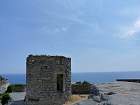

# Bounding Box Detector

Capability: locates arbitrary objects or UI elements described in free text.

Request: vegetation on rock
[5,85,12,93]
[1,93,11,105]
[0,84,25,105]
[72,81,92,94]
[6,84,26,92]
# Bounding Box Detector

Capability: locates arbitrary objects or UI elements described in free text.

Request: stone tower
[26,55,71,105]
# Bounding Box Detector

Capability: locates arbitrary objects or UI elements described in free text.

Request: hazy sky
[1,0,140,74]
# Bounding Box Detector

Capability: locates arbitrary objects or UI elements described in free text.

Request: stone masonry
[26,55,71,105]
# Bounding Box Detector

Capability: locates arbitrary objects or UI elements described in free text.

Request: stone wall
[26,55,71,105]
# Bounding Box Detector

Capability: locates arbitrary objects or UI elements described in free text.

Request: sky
[1,0,140,74]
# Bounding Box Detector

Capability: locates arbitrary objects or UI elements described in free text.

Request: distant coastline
[1,71,140,84]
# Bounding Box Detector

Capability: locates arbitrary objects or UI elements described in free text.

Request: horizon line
[1,70,140,75]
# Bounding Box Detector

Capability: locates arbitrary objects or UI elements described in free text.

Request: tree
[1,93,11,105]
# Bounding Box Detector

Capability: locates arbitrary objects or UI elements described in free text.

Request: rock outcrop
[74,82,140,105]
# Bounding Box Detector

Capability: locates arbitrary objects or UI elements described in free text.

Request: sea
[1,71,140,84]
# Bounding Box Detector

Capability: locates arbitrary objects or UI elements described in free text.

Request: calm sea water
[2,71,140,84]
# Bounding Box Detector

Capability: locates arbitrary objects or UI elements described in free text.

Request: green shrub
[72,81,92,94]
[6,85,13,93]
[6,84,26,92]
[1,93,11,105]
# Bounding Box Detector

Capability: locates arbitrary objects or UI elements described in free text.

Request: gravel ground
[74,82,140,105]
[8,92,25,105]
[74,99,98,105]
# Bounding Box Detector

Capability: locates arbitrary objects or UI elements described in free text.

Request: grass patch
[64,95,88,105]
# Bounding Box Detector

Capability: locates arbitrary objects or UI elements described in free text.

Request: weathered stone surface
[74,82,140,105]
[26,55,71,105]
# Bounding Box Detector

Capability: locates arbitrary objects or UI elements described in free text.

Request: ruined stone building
[26,55,71,105]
